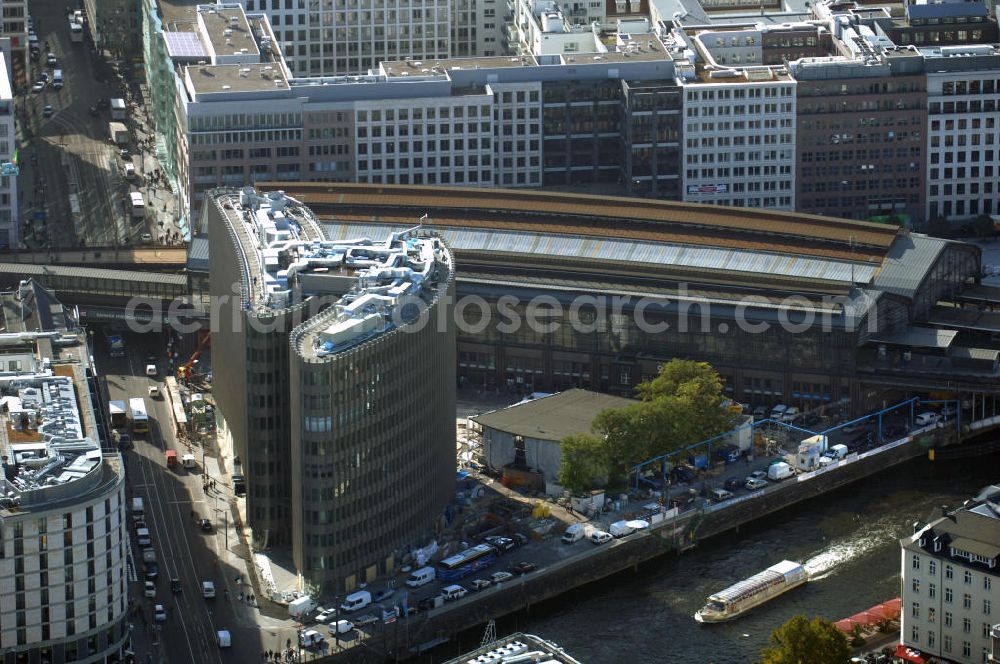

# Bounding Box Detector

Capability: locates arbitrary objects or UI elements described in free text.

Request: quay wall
[325,430,951,662]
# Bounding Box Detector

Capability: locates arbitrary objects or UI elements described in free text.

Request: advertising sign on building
[687,184,729,195]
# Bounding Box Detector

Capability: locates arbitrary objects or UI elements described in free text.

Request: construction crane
[177,332,211,380]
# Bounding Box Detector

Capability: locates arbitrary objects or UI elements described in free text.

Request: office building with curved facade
[207,187,455,592]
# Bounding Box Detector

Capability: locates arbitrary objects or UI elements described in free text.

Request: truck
[609,520,635,538]
[561,523,595,544]
[166,450,177,468]
[288,596,318,620]
[109,400,128,429]
[109,122,129,146]
[132,497,144,521]
[795,434,828,471]
[142,548,156,564]
[110,98,126,121]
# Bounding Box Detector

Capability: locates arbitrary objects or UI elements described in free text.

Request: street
[17,0,180,250]
[95,329,296,664]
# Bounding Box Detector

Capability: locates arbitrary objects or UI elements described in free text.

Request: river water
[459,454,999,664]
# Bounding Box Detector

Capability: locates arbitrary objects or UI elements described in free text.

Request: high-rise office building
[207,186,455,593]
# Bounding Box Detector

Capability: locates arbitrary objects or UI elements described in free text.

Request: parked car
[714,445,741,464]
[748,470,768,481]
[31,81,45,93]
[353,613,378,627]
[153,604,167,622]
[590,531,613,545]
[794,413,822,428]
[489,571,514,584]
[511,561,537,576]
[145,364,157,376]
[299,630,324,648]
[144,562,159,580]
[781,406,800,423]
[442,584,468,601]
[484,535,516,554]
[752,405,767,420]
[147,385,161,399]
[723,477,743,492]
[769,404,788,420]
[42,105,53,118]
[469,579,492,592]
[709,488,734,503]
[144,581,156,598]
[745,477,768,491]
[198,518,213,532]
[46,53,57,66]
[670,465,696,484]
[372,588,395,603]
[118,433,133,450]
[314,608,337,624]
[841,421,870,435]
[916,411,942,426]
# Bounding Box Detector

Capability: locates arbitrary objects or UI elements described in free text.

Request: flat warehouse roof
[471,389,637,442]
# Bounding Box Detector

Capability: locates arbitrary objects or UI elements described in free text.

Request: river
[432,454,1000,664]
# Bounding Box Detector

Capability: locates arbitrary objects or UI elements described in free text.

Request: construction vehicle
[177,332,211,380]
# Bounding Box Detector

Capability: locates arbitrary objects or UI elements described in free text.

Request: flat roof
[199,5,259,58]
[187,64,289,95]
[381,55,539,78]
[471,389,637,442]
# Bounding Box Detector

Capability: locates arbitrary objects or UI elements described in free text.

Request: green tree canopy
[760,615,850,664]
[557,433,606,494]
[558,359,735,492]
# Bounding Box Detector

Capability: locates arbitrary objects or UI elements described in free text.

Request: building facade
[237,0,450,77]
[208,187,456,593]
[0,51,17,249]
[0,0,27,87]
[902,486,1000,664]
[0,284,128,664]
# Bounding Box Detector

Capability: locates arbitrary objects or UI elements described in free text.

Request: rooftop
[197,4,259,59]
[0,284,118,516]
[471,389,637,442]
[381,55,539,78]
[904,485,1000,570]
[442,633,584,664]
[186,63,289,96]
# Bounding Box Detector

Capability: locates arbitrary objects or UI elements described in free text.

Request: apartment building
[902,485,1000,664]
[925,46,1000,223]
[0,281,128,664]
[207,187,456,593]
[452,0,504,57]
[0,51,16,250]
[792,56,927,224]
[236,0,450,76]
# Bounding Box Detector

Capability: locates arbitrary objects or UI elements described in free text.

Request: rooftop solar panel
[164,31,207,58]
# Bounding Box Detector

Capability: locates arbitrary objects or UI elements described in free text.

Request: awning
[867,326,957,350]
[894,643,953,664]
[949,346,1000,363]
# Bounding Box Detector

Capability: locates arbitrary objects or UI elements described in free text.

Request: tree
[557,433,607,494]
[760,615,850,664]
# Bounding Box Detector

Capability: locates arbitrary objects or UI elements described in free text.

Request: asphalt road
[19,0,154,249]
[94,330,277,664]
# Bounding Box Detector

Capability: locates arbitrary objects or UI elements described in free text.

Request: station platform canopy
[867,326,957,350]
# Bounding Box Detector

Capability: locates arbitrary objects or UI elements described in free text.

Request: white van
[561,523,588,544]
[405,566,436,588]
[130,192,146,218]
[132,497,144,521]
[52,69,63,90]
[442,585,468,601]
[915,412,941,427]
[339,590,371,614]
[216,630,231,648]
[124,162,136,180]
[767,461,795,481]
[202,581,216,598]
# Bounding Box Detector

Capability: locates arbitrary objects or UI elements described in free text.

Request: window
[929,583,936,598]
[964,593,972,609]
[946,565,953,579]
[912,579,920,593]
[964,617,972,633]
[962,641,970,658]
[946,587,953,603]
[912,602,920,618]
[928,607,936,623]
[911,625,919,642]
[945,611,953,627]
[944,635,952,652]
[985,577,991,591]
[929,561,936,575]
[984,599,991,615]
[965,570,972,585]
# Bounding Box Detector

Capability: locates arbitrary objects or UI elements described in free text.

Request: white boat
[695,560,808,623]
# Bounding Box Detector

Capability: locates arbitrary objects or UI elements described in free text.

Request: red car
[511,562,536,576]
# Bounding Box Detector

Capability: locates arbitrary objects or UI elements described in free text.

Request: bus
[109,400,128,429]
[437,544,497,581]
[129,397,149,434]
